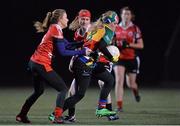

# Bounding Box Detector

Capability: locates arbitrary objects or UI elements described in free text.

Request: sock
[117,101,123,109]
[68,107,75,116]
[54,107,63,118]
[98,99,107,109]
[106,103,112,111]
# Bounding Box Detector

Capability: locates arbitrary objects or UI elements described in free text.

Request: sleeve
[55,38,85,56]
[98,39,113,61]
[66,41,84,50]
[49,25,64,39]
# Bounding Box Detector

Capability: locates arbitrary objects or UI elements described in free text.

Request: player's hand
[89,51,99,61]
[84,47,92,56]
[112,55,119,62]
[121,39,130,48]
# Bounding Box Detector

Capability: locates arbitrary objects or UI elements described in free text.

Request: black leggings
[63,59,114,111]
[21,60,68,115]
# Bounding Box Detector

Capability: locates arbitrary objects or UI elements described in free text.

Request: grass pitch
[0,87,180,125]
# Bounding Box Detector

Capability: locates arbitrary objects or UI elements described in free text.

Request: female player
[113,7,144,111]
[16,9,91,124]
[64,9,118,122]
[61,10,119,119]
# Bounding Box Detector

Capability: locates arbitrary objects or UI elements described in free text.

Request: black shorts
[114,57,140,74]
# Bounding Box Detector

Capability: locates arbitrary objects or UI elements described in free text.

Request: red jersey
[74,25,90,41]
[115,22,142,60]
[31,24,63,72]
[74,30,86,41]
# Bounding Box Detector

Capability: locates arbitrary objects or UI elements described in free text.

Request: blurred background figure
[113,6,144,112]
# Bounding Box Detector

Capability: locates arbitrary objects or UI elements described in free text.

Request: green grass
[0,87,180,125]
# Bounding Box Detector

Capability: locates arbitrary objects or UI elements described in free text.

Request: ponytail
[34,12,52,33]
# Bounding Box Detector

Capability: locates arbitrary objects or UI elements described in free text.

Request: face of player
[58,12,69,29]
[78,17,91,28]
[121,10,132,23]
[107,22,118,32]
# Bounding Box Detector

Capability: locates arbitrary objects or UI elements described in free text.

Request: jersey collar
[119,21,133,30]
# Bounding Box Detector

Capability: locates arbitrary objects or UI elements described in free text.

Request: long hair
[88,11,114,33]
[34,9,66,33]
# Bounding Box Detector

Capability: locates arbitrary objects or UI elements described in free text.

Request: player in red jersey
[66,9,92,122]
[113,7,144,111]
[16,9,91,124]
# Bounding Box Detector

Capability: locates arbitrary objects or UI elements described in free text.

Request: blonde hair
[88,11,114,33]
[69,9,91,31]
[69,16,79,31]
[34,9,66,33]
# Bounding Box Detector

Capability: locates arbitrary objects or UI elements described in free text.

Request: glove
[84,47,92,56]
[111,55,119,62]
[89,51,99,61]
[121,39,130,48]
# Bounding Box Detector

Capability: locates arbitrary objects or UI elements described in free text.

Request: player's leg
[43,70,68,123]
[113,65,125,111]
[126,57,141,102]
[48,78,77,123]
[126,73,140,102]
[63,73,91,112]
[94,70,116,117]
[27,61,68,123]
[98,80,112,110]
[98,77,119,120]
[65,79,77,122]
[16,62,45,123]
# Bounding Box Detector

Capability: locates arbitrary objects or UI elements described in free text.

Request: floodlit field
[0,87,180,125]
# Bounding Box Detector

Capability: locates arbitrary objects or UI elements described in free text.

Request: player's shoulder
[48,24,63,38]
[49,24,62,32]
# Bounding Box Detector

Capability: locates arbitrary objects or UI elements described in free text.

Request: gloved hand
[83,47,92,56]
[111,55,119,62]
[89,51,99,61]
[121,39,130,48]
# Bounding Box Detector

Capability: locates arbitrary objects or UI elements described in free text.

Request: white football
[107,45,120,57]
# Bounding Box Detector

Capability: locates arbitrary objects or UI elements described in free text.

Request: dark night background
[1,0,180,87]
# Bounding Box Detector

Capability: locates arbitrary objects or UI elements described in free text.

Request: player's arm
[54,38,86,56]
[129,26,144,49]
[66,41,84,50]
[129,38,144,49]
[98,39,118,62]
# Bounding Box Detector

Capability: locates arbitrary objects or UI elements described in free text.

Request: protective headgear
[78,9,91,18]
[101,11,119,24]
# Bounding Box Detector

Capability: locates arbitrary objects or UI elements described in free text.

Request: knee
[109,76,114,87]
[104,75,114,88]
[128,79,136,87]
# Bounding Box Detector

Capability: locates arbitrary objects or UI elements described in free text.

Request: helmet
[101,11,119,24]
